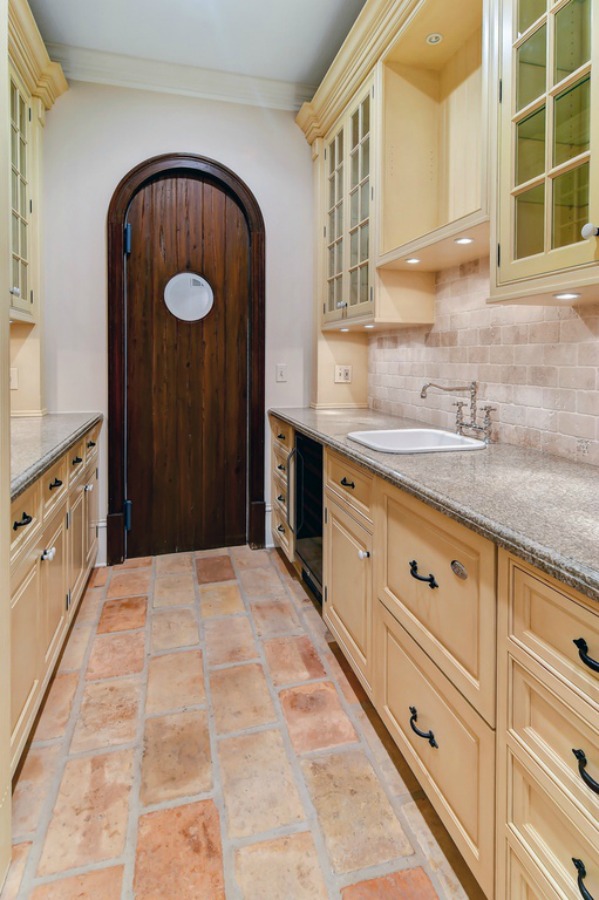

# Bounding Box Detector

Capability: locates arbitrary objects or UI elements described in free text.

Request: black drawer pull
[277,463,286,472]
[573,638,599,673]
[48,477,63,490]
[409,559,438,590]
[277,433,286,441]
[409,706,438,748]
[277,494,285,503]
[572,859,594,900]
[573,749,599,795]
[87,440,96,448]
[13,512,33,531]
[277,524,285,534]
[72,455,83,466]
[340,477,355,489]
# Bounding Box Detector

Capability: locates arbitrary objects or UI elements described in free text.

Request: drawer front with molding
[508,751,599,900]
[375,481,497,724]
[272,472,288,511]
[10,481,42,563]
[506,843,560,900]
[325,450,373,522]
[271,503,292,560]
[508,656,599,826]
[67,439,86,485]
[503,552,599,708]
[375,601,495,897]
[272,441,290,481]
[270,417,293,449]
[83,423,101,463]
[42,456,68,522]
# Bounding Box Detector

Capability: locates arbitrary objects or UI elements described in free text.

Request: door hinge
[124,499,133,532]
[323,303,326,315]
[65,590,71,611]
[499,79,502,103]
[28,107,32,122]
[29,199,33,214]
[372,85,375,99]
[66,510,71,530]
[30,290,34,304]
[324,585,328,602]
[124,223,132,255]
[324,147,327,160]
[324,507,328,524]
[323,225,326,238]
[369,286,374,302]
[497,243,501,267]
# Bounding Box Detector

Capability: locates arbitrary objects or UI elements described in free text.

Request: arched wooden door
[107,155,265,563]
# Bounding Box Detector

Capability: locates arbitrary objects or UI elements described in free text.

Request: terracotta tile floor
[3,547,486,899]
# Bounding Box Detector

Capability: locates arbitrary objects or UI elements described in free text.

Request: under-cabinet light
[406,257,421,264]
[455,237,474,245]
[364,324,375,329]
[553,292,581,301]
[340,327,349,332]
[426,33,443,45]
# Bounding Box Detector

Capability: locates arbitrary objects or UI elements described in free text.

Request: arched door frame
[106,153,265,564]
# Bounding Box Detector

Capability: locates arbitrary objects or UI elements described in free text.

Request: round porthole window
[164,272,214,322]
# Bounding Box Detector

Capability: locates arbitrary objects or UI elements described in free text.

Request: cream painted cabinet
[322,77,375,327]
[496,551,599,899]
[9,423,101,773]
[491,0,599,305]
[323,494,373,695]
[269,415,295,562]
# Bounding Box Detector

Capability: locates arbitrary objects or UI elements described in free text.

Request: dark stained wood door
[125,175,249,557]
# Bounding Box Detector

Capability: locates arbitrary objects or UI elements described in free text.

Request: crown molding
[296,0,421,142]
[8,0,68,109]
[46,42,316,112]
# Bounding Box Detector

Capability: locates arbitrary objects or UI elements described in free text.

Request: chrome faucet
[420,381,495,443]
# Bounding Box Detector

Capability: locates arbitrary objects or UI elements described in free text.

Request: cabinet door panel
[68,486,86,611]
[10,561,41,751]
[41,510,68,668]
[324,496,372,693]
[84,464,99,570]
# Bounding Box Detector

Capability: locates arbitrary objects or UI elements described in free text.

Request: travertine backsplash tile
[368,258,599,466]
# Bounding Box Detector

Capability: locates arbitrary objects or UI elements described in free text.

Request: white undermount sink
[347,428,486,454]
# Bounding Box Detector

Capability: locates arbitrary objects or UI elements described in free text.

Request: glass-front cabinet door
[322,77,374,325]
[9,73,32,317]
[497,0,598,285]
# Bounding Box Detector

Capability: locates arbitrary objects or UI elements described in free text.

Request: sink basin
[347,429,486,454]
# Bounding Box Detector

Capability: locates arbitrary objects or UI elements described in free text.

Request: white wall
[42,81,314,563]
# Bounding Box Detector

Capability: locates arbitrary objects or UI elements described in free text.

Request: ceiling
[28,0,367,90]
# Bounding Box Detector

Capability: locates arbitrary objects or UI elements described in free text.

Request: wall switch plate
[334,365,352,383]
[275,363,287,383]
[10,367,18,390]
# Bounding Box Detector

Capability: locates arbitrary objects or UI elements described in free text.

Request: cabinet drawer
[505,843,560,900]
[272,504,293,562]
[376,482,497,725]
[272,472,288,511]
[325,450,373,522]
[10,481,42,563]
[374,601,495,898]
[272,441,290,480]
[83,422,101,462]
[67,439,86,484]
[508,750,599,900]
[42,456,68,522]
[502,552,599,708]
[270,417,293,449]
[508,656,599,827]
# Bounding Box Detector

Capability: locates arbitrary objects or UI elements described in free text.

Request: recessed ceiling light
[553,292,581,301]
[364,324,375,329]
[455,237,474,245]
[426,33,443,45]
[340,327,349,332]
[406,257,421,264]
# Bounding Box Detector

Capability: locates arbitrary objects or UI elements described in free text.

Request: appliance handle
[287,447,304,535]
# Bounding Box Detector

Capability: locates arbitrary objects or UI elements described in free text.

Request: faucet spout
[420,381,476,399]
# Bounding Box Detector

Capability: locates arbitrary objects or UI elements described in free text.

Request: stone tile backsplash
[368,258,599,466]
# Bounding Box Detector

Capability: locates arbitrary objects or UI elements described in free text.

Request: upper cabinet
[7,0,67,324]
[377,0,491,272]
[491,0,599,304]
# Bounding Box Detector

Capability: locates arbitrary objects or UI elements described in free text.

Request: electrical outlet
[275,363,287,383]
[334,365,352,383]
[10,367,18,390]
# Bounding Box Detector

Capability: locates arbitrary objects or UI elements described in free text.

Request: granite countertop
[270,407,599,604]
[11,412,103,500]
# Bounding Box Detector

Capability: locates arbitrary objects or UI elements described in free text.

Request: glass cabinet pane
[351,110,359,149]
[518,0,546,34]
[360,224,369,262]
[360,266,369,303]
[12,214,19,252]
[361,138,370,181]
[517,106,546,184]
[517,25,547,110]
[351,150,359,188]
[361,95,370,138]
[360,181,369,220]
[553,77,590,166]
[552,161,588,248]
[515,184,545,257]
[12,257,19,292]
[555,0,590,83]
[350,269,358,305]
[20,263,27,299]
[351,189,359,227]
[350,230,359,266]
[328,142,335,174]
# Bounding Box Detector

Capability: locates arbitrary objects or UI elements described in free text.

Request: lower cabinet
[323,493,373,695]
[375,600,496,898]
[9,423,101,774]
